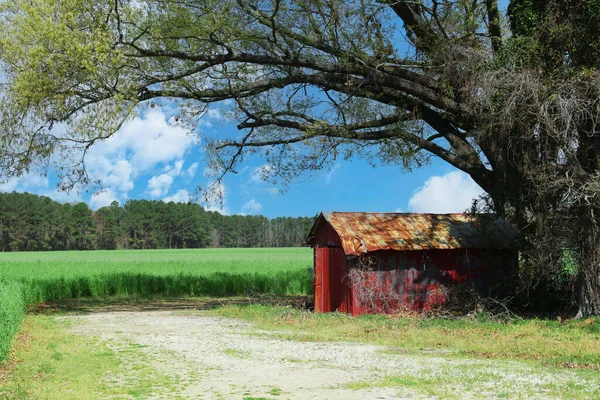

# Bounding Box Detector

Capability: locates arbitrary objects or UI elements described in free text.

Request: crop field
[0,248,313,304]
[0,248,313,361]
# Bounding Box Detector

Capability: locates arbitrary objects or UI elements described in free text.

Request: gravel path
[64,311,594,399]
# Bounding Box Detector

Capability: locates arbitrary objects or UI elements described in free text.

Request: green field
[0,248,313,360]
[0,248,313,303]
[0,248,312,279]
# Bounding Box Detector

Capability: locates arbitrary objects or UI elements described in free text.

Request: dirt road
[65,311,592,399]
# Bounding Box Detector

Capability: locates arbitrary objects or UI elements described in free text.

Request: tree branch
[383,0,436,46]
[218,109,493,193]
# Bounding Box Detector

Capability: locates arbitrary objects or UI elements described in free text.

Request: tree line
[0,192,315,251]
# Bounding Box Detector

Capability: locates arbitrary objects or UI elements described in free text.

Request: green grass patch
[344,364,599,399]
[223,347,251,359]
[0,281,24,361]
[0,315,172,399]
[268,387,282,396]
[212,304,600,368]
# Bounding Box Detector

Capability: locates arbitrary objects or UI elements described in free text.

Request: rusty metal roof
[308,212,517,256]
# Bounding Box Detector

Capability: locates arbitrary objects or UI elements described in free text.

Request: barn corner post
[313,246,331,313]
[308,213,352,314]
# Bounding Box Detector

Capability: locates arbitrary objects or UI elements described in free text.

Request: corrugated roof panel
[310,212,517,256]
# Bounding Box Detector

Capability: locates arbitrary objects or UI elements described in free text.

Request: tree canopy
[2,0,600,315]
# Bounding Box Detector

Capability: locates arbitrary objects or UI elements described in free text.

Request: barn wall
[312,220,351,313]
[311,219,343,248]
[314,247,352,313]
[347,248,517,315]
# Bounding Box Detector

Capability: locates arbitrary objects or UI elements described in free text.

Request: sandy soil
[63,311,592,400]
[67,311,410,399]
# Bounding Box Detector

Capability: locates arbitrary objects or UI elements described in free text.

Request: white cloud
[90,189,118,210]
[251,164,275,183]
[148,159,195,198]
[197,107,226,127]
[85,106,199,202]
[186,162,199,178]
[163,189,190,203]
[0,178,21,193]
[0,173,86,204]
[408,171,484,213]
[147,173,174,198]
[115,109,198,169]
[241,198,262,215]
[0,107,201,209]
[104,160,134,193]
[0,173,49,193]
[198,110,223,127]
[164,160,184,177]
[266,187,279,195]
[325,163,340,184]
[206,108,223,120]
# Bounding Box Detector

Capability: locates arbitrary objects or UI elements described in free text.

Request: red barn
[306,212,518,315]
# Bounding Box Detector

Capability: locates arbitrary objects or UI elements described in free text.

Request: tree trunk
[575,218,600,318]
[574,271,595,318]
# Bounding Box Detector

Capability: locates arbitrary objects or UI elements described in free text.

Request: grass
[212,304,600,368]
[209,305,600,399]
[2,304,600,399]
[267,387,282,396]
[0,316,173,399]
[0,248,313,304]
[0,248,312,362]
[344,366,598,399]
[0,281,24,361]
[223,347,251,359]
[1,248,600,398]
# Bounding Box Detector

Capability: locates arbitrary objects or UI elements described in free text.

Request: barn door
[329,247,351,313]
[314,247,349,313]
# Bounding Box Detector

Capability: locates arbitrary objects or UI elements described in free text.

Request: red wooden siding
[314,247,350,313]
[347,249,517,315]
[311,218,343,248]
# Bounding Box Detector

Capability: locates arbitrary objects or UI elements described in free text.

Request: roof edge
[308,211,517,254]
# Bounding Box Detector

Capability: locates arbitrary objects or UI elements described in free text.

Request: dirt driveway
[64,311,593,399]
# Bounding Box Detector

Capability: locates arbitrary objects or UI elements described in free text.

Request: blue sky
[0,1,508,218]
[0,103,484,218]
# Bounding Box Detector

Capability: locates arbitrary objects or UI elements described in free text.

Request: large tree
[1,0,600,315]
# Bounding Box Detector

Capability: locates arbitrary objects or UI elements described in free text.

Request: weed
[223,348,251,359]
[212,304,600,368]
[268,387,282,396]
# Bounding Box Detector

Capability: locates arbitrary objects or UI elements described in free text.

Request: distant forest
[0,192,316,251]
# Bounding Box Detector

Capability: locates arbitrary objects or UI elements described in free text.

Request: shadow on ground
[29,295,313,315]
